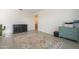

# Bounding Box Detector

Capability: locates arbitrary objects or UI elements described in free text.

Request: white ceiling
[19,9,43,13]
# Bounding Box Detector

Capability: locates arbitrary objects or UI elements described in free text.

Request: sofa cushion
[64,24,73,28]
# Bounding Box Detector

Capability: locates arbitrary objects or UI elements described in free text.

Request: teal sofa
[59,20,79,42]
[59,26,79,42]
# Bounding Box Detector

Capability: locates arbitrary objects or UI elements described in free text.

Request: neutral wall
[1,9,79,35]
[0,9,34,35]
[35,9,79,35]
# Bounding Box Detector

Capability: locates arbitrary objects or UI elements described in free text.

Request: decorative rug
[0,31,79,49]
[14,31,64,49]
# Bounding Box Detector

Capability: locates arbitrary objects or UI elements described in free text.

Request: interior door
[34,15,38,32]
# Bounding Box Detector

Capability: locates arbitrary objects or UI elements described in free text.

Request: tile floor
[0,31,79,49]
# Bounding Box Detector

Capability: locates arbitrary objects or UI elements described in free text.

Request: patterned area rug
[14,31,64,49]
[0,31,79,49]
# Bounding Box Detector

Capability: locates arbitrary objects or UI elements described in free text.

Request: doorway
[34,15,38,32]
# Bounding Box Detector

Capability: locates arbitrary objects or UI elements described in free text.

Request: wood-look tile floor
[0,31,79,49]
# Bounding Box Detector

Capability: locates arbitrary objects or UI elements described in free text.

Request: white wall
[1,9,79,35]
[35,9,79,35]
[0,9,34,35]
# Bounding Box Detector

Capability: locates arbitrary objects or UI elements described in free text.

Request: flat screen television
[13,24,27,34]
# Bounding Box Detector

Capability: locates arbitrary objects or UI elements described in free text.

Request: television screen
[13,24,27,34]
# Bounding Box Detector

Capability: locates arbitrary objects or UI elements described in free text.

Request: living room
[0,9,79,49]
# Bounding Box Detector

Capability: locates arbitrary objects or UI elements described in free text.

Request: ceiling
[19,9,43,13]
